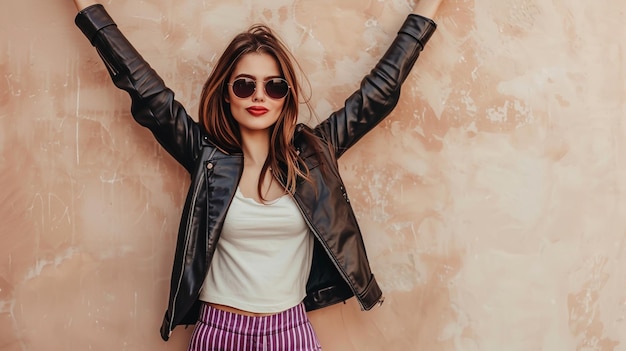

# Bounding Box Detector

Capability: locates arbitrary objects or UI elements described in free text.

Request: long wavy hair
[198,24,312,200]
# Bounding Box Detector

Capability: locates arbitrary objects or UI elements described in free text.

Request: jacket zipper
[168,166,206,337]
[289,192,366,311]
[168,148,219,336]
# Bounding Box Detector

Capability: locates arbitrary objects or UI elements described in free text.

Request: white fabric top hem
[199,293,306,314]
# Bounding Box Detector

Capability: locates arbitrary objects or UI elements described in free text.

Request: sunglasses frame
[227,77,291,100]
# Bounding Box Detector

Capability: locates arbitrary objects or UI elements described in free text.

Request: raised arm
[73,3,204,173]
[313,6,439,158]
[73,0,97,11]
[413,0,444,19]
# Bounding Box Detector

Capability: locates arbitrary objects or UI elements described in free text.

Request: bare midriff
[206,302,277,317]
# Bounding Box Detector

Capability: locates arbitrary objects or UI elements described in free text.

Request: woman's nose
[251,81,265,101]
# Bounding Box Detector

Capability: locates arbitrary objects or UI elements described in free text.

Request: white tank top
[199,187,314,313]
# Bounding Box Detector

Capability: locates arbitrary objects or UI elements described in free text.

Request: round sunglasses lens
[265,79,289,99]
[232,78,255,98]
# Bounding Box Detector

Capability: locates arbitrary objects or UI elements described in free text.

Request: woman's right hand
[74,0,98,11]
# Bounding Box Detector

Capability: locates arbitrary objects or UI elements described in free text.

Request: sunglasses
[228,77,290,99]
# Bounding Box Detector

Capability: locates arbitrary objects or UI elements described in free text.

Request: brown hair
[198,24,311,200]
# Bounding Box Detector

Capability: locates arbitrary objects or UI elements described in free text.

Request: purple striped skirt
[187,303,322,351]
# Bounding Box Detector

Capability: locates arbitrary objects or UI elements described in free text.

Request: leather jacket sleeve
[75,5,436,167]
[75,4,203,174]
[314,15,437,159]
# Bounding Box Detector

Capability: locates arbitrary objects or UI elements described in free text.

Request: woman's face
[226,52,286,136]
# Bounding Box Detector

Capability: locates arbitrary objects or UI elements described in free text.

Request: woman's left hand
[413,0,444,19]
[74,0,98,11]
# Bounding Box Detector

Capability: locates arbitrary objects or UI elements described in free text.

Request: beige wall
[1,0,625,350]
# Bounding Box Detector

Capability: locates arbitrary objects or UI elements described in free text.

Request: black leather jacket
[75,4,436,341]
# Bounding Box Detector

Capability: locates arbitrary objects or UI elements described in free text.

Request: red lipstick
[246,106,269,116]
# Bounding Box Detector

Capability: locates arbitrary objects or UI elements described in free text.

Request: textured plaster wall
[1,0,626,350]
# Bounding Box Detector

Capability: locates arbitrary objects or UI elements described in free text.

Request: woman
[72,0,442,349]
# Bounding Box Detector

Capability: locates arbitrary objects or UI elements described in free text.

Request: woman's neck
[240,129,271,166]
[239,129,285,202]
